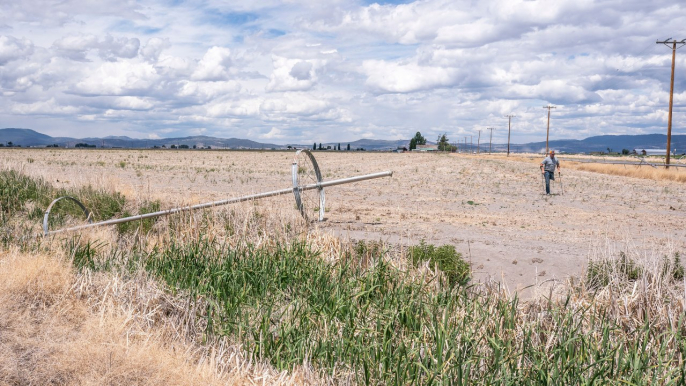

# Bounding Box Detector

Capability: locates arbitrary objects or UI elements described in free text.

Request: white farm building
[634,149,669,156]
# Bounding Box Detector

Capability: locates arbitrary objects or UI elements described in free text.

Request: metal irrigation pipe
[44,170,393,236]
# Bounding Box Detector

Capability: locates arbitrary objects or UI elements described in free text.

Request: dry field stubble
[4,148,686,293]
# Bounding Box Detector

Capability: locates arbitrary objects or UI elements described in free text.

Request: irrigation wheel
[292,149,325,221]
[43,196,93,236]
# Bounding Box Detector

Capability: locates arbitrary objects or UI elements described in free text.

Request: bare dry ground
[4,148,686,295]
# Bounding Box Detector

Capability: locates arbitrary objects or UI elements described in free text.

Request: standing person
[540,150,560,195]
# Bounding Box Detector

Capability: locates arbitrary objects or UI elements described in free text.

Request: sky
[1,0,685,145]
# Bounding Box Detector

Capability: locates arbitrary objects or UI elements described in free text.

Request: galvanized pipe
[45,170,393,236]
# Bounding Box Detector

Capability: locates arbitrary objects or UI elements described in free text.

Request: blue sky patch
[362,0,415,5]
[110,20,163,35]
[204,11,259,26]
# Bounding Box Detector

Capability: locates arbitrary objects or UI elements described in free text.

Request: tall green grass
[0,169,155,235]
[68,235,686,385]
[409,241,470,286]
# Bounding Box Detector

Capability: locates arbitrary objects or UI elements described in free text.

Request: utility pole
[470,135,473,153]
[505,115,515,156]
[487,128,495,154]
[543,105,556,154]
[657,38,686,169]
[477,130,481,154]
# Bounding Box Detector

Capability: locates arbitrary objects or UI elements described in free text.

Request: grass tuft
[409,240,470,286]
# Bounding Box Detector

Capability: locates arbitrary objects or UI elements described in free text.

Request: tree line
[409,132,455,151]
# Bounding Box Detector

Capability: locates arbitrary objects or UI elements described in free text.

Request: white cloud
[266,56,323,92]
[1,0,685,143]
[176,80,242,103]
[259,127,285,139]
[191,47,233,81]
[111,96,154,110]
[72,61,160,96]
[362,60,459,93]
[52,34,140,62]
[140,38,170,62]
[0,35,34,64]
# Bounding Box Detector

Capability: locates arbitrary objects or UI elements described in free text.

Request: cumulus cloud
[111,96,154,110]
[266,56,324,92]
[71,61,160,96]
[191,47,233,81]
[259,127,285,139]
[1,0,685,143]
[362,60,459,93]
[176,80,242,103]
[140,38,170,62]
[52,34,140,61]
[0,35,34,64]
[289,61,313,80]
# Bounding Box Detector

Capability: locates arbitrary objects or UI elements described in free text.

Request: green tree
[622,149,630,155]
[437,133,452,151]
[337,143,341,151]
[318,143,323,150]
[346,143,350,151]
[313,142,316,150]
[409,132,426,150]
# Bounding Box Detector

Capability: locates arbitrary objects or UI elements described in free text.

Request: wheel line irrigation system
[42,149,393,236]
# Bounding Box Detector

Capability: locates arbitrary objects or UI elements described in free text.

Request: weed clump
[409,240,470,286]
[587,251,685,289]
[0,169,53,217]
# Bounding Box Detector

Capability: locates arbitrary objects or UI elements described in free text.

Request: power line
[487,127,495,154]
[543,105,557,154]
[505,115,515,156]
[656,38,686,169]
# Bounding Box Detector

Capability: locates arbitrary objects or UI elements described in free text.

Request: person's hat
[550,150,555,154]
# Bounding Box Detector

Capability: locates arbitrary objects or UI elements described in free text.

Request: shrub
[409,241,470,286]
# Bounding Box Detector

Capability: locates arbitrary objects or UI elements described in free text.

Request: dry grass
[567,161,686,182]
[0,246,328,385]
[492,153,686,183]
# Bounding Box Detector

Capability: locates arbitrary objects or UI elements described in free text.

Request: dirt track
[5,149,686,295]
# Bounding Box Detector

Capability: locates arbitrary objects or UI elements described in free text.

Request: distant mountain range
[0,128,684,153]
[0,128,280,149]
[510,134,686,154]
[0,128,409,151]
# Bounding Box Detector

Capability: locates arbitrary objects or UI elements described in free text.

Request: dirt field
[4,148,686,295]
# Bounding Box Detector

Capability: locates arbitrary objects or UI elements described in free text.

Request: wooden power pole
[657,38,685,169]
[477,129,481,154]
[543,105,556,154]
[487,127,495,154]
[505,115,515,156]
